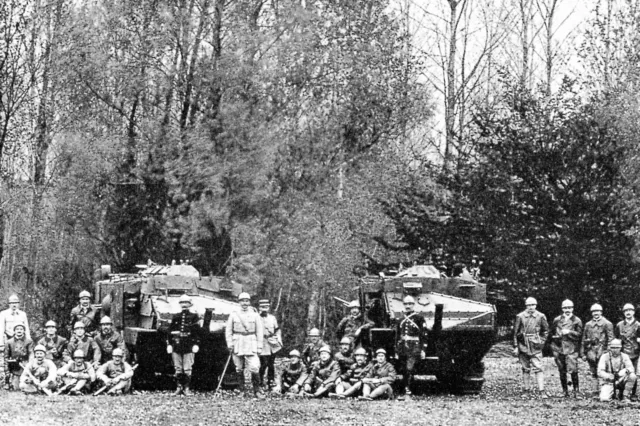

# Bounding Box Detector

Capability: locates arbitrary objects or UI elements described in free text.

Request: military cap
[179,294,192,304]
[403,295,416,304]
[238,292,251,300]
[79,290,91,299]
[354,347,368,356]
[319,345,331,354]
[34,344,47,353]
[73,321,86,329]
[45,320,57,328]
[112,348,124,357]
[308,328,320,337]
[8,294,19,303]
[348,300,360,308]
[623,303,635,312]
[289,349,301,358]
[591,303,603,312]
[258,299,270,305]
[375,348,387,355]
[610,339,622,348]
[561,299,574,308]
[73,349,85,359]
[13,322,25,331]
[340,337,352,345]
[525,297,537,305]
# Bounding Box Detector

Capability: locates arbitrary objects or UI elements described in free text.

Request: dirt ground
[2,343,639,426]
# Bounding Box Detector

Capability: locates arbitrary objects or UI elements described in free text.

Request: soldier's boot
[560,373,569,397]
[535,372,547,399]
[183,375,192,396]
[172,374,184,396]
[522,372,531,392]
[3,373,10,391]
[571,373,580,398]
[251,373,265,399]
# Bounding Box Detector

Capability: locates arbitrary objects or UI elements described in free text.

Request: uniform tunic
[259,313,282,355]
[615,319,640,361]
[97,360,134,392]
[278,360,307,391]
[0,309,30,345]
[550,314,582,374]
[226,308,263,374]
[334,351,355,376]
[69,305,99,335]
[58,360,96,389]
[365,360,397,389]
[20,359,57,392]
[597,351,637,401]
[4,336,33,384]
[305,359,340,390]
[341,362,372,384]
[37,335,68,367]
[581,317,614,376]
[67,335,101,365]
[513,310,549,355]
[337,314,374,343]
[168,309,201,376]
[396,310,427,391]
[302,339,328,368]
[95,330,126,363]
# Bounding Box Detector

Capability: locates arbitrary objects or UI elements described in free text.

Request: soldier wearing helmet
[359,348,397,400]
[302,327,328,370]
[167,293,201,396]
[96,347,135,395]
[513,296,549,397]
[395,294,428,400]
[597,339,637,402]
[336,300,374,348]
[66,321,101,370]
[257,298,282,391]
[0,294,31,348]
[277,349,307,395]
[333,347,371,398]
[550,299,583,397]
[19,344,57,394]
[69,290,98,336]
[57,349,96,395]
[3,322,33,390]
[581,303,614,397]
[333,336,355,380]
[225,292,264,398]
[303,345,340,398]
[95,316,126,364]
[37,320,68,368]
[614,303,640,399]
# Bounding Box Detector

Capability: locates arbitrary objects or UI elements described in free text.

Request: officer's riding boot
[571,373,580,398]
[237,372,246,394]
[183,375,192,396]
[522,373,531,392]
[535,372,547,399]
[251,372,265,399]
[560,373,569,397]
[405,376,413,400]
[172,374,184,396]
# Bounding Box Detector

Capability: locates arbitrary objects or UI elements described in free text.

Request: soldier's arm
[597,356,613,381]
[336,318,347,340]
[255,313,264,352]
[614,323,621,339]
[567,319,583,341]
[225,315,234,349]
[275,318,282,345]
[579,325,588,357]
[381,364,397,384]
[96,364,109,383]
[91,339,102,364]
[45,361,57,382]
[323,362,341,385]
[120,362,134,380]
[513,316,521,348]
[539,315,549,341]
[57,363,70,378]
[623,356,635,375]
[87,364,97,382]
[23,313,31,341]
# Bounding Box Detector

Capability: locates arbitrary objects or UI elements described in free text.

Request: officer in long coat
[513,297,549,397]
[614,303,640,398]
[581,303,614,396]
[167,294,200,396]
[395,295,427,400]
[550,299,582,397]
[258,299,281,390]
[225,292,264,398]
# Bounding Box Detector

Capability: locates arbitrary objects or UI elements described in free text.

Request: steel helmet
[375,348,387,355]
[179,294,192,304]
[340,337,352,345]
[112,348,124,357]
[34,344,46,354]
[348,300,360,309]
[610,339,622,348]
[319,345,332,354]
[289,349,301,358]
[13,322,25,331]
[73,349,85,359]
[591,303,603,312]
[354,347,368,356]
[73,321,86,330]
[100,316,113,325]
[308,328,320,337]
[258,299,270,305]
[525,297,537,306]
[561,299,574,308]
[79,290,91,299]
[403,295,416,304]
[238,292,251,300]
[8,294,19,303]
[623,303,635,311]
[45,320,57,328]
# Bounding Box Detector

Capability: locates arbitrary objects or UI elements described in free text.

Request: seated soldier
[4,322,33,390]
[94,316,126,364]
[57,349,96,395]
[598,338,637,402]
[332,347,371,398]
[96,348,134,395]
[302,328,328,372]
[66,322,101,370]
[20,345,57,394]
[37,320,68,368]
[277,349,307,395]
[359,348,397,400]
[334,337,355,379]
[303,345,340,398]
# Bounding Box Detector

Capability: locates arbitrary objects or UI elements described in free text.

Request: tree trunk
[444,0,459,170]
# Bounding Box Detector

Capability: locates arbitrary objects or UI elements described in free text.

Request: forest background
[1,0,639,348]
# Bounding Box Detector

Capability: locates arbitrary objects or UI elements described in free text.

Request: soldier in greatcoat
[167,294,201,396]
[37,320,68,368]
[258,299,282,390]
[581,303,614,396]
[513,297,549,397]
[336,301,373,348]
[395,295,427,400]
[95,316,126,364]
[549,299,582,397]
[303,345,340,398]
[359,348,397,400]
[277,349,307,395]
[69,290,99,336]
[614,303,640,398]
[225,292,264,398]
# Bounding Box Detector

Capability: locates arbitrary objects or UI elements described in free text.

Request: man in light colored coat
[598,339,636,402]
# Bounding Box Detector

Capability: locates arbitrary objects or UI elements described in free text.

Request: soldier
[581,303,614,397]
[20,344,57,394]
[550,299,583,397]
[333,347,371,398]
[303,345,340,398]
[513,297,549,397]
[597,339,637,402]
[225,292,264,398]
[258,299,282,390]
[3,322,33,390]
[301,328,328,371]
[67,321,101,370]
[95,316,126,364]
[336,301,373,347]
[334,337,355,381]
[395,295,427,400]
[96,348,134,395]
[69,290,99,336]
[277,349,307,395]
[614,303,640,398]
[57,349,96,395]
[359,348,397,400]
[167,294,201,396]
[37,320,68,368]
[0,294,31,347]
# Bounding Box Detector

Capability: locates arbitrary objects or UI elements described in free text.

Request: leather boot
[183,375,192,396]
[571,372,580,398]
[535,372,547,399]
[172,374,184,396]
[252,373,265,399]
[237,372,245,394]
[560,374,569,397]
[522,373,531,392]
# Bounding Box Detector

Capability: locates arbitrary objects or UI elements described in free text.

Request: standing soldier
[96,348,135,395]
[20,345,57,394]
[225,292,264,398]
[597,339,637,402]
[395,295,427,401]
[37,320,68,368]
[57,349,96,395]
[360,348,397,400]
[336,301,374,348]
[258,299,282,390]
[95,316,126,364]
[3,323,33,390]
[303,345,340,398]
[67,322,101,370]
[167,294,200,396]
[614,303,640,399]
[302,328,328,370]
[69,290,99,336]
[513,297,549,398]
[581,303,614,397]
[277,349,307,395]
[550,299,583,397]
[0,294,31,348]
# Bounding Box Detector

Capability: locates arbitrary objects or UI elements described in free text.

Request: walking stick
[214,353,232,397]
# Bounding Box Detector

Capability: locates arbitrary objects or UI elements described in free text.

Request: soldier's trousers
[259,354,276,384]
[172,352,195,376]
[20,378,56,394]
[600,374,637,401]
[397,341,421,393]
[233,354,260,374]
[553,352,579,374]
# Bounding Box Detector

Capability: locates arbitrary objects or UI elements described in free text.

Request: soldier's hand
[257,348,263,355]
[192,345,199,353]
[167,345,173,354]
[93,362,100,370]
[113,376,121,384]
[420,350,426,360]
[290,384,299,394]
[513,347,518,357]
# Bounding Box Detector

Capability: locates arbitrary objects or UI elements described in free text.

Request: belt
[401,336,419,341]
[234,331,255,336]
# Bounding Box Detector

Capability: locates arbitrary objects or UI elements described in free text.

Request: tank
[93,263,243,391]
[356,265,497,394]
